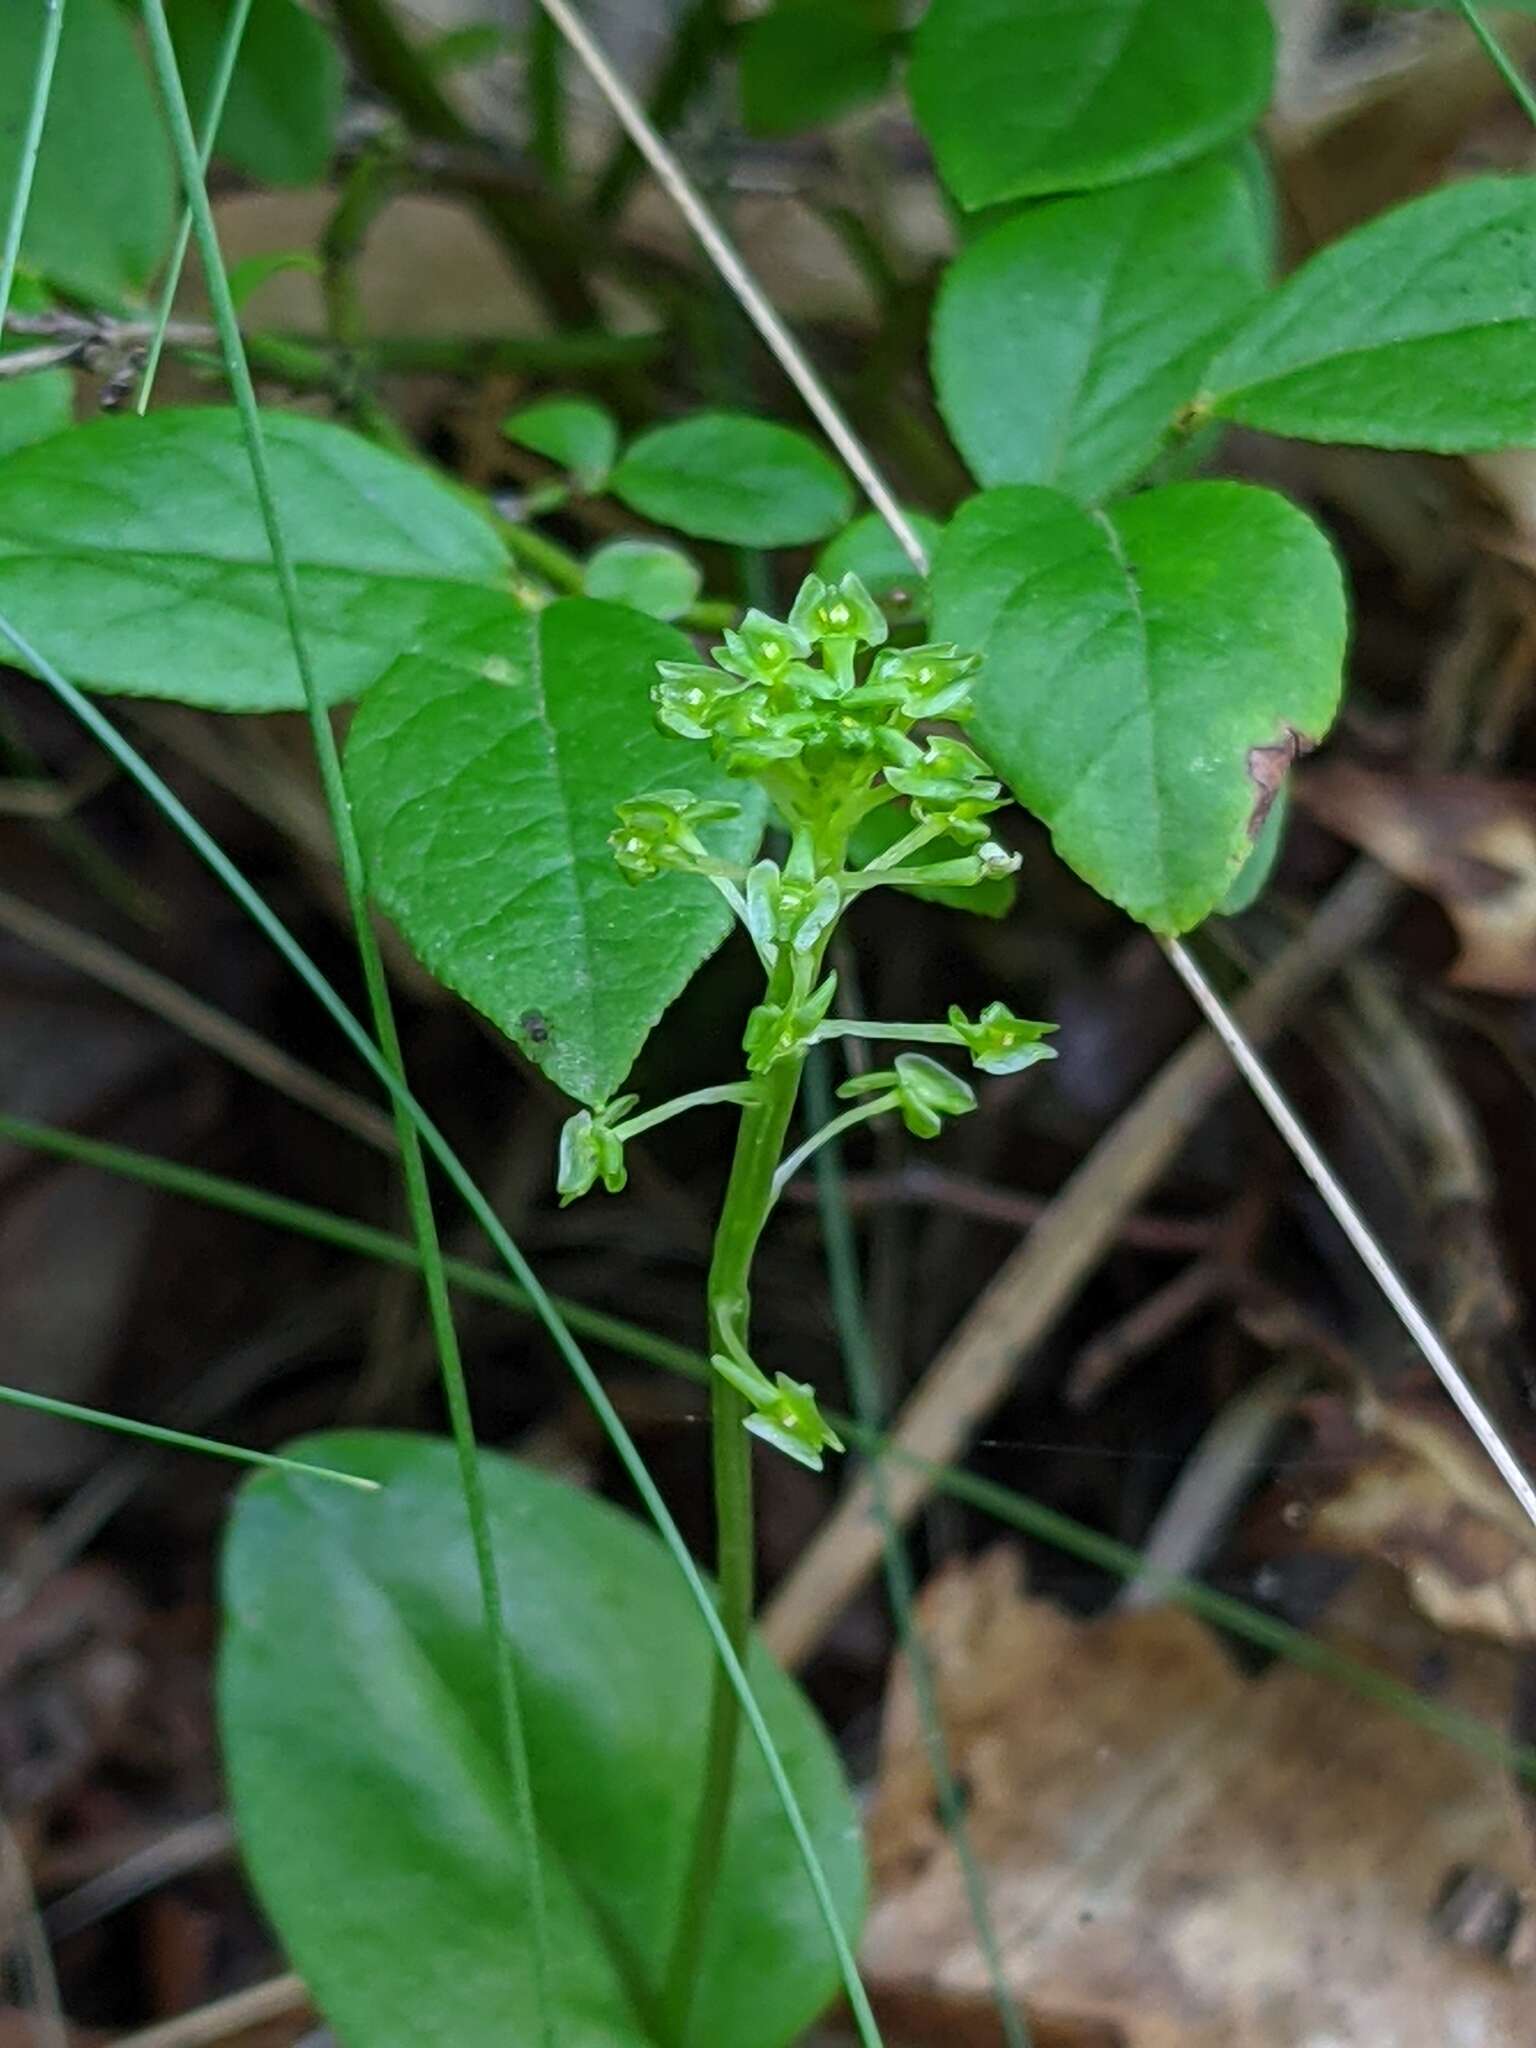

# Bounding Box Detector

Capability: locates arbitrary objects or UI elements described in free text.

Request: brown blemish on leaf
[1245,726,1314,838]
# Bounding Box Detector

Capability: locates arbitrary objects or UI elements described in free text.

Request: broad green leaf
[0,410,507,712]
[0,0,175,301]
[0,280,71,461]
[221,1432,864,2048]
[932,155,1269,505]
[909,0,1274,211]
[740,0,897,136]
[584,539,702,621]
[612,414,853,547]
[345,598,766,1104]
[815,510,941,625]
[1204,177,1536,449]
[503,397,620,491]
[933,483,1346,932]
[166,0,343,187]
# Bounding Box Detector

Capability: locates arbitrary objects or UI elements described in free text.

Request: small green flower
[743,972,838,1073]
[744,859,842,960]
[839,1050,976,1138]
[883,735,1005,843]
[947,1001,1058,1076]
[556,1095,638,1203]
[789,570,889,655]
[609,788,741,882]
[710,1352,845,1472]
[883,735,1000,805]
[863,643,979,721]
[652,660,750,741]
[715,609,813,683]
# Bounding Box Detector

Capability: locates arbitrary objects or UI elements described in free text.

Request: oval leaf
[1204,176,1536,449]
[932,155,1269,505]
[909,0,1274,211]
[0,410,507,711]
[0,0,175,301]
[934,482,1347,932]
[166,0,343,187]
[345,597,766,1104]
[611,414,853,546]
[221,1432,865,2048]
[503,396,620,491]
[584,539,702,620]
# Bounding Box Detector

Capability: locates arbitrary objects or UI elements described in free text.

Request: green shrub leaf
[611,414,853,546]
[503,397,620,491]
[584,539,702,620]
[934,482,1346,932]
[0,0,175,301]
[0,410,507,712]
[740,0,897,135]
[909,0,1274,211]
[932,155,1269,505]
[221,1432,864,2048]
[166,0,343,187]
[345,598,766,1104]
[1204,176,1536,449]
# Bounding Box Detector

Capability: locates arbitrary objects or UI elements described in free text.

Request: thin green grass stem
[807,1052,1033,2048]
[0,1383,379,1490]
[1457,1,1536,127]
[136,0,255,412]
[137,8,557,2029]
[0,0,65,338]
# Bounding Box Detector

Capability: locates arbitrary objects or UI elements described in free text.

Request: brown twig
[112,1975,310,2048]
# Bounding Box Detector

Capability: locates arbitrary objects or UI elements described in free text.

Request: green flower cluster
[647,570,1000,854]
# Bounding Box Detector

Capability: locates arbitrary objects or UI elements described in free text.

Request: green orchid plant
[556,570,1058,1471]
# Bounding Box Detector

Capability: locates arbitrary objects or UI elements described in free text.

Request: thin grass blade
[0,1384,379,1490]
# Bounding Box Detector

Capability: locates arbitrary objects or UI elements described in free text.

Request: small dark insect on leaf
[519,1009,552,1048]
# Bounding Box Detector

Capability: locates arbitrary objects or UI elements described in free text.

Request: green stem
[138,8,559,2040]
[136,0,253,413]
[1457,0,1536,127]
[815,1019,958,1047]
[0,1382,379,1491]
[0,0,63,330]
[529,7,566,186]
[660,1040,806,2044]
[614,1081,759,1142]
[770,1093,896,1203]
